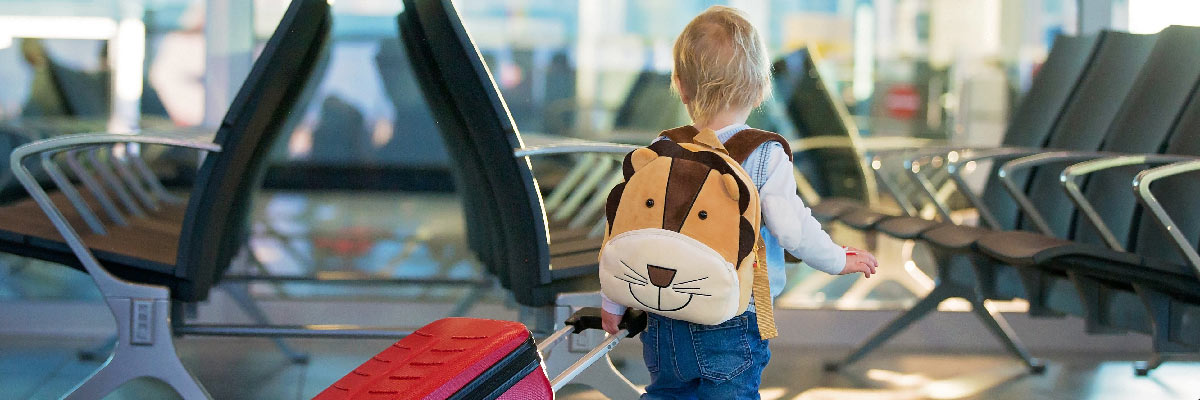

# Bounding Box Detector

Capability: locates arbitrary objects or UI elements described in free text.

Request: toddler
[600,6,879,399]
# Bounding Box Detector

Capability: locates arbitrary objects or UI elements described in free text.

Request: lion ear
[721,174,740,202]
[630,148,658,172]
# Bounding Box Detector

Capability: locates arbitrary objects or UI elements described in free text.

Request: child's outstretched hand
[601,309,623,335]
[840,247,879,278]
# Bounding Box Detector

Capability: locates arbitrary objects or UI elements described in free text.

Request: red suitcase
[315,308,646,400]
[314,318,550,400]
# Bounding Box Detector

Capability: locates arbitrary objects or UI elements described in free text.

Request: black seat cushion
[548,226,594,243]
[1042,245,1200,302]
[0,190,185,269]
[548,250,600,281]
[839,208,892,230]
[549,236,602,257]
[811,197,861,223]
[876,217,943,239]
[921,223,993,252]
[974,230,1197,295]
[974,230,1076,267]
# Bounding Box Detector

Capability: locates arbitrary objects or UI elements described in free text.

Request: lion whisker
[672,291,712,297]
[618,277,647,286]
[622,274,649,284]
[674,277,708,285]
[621,261,649,280]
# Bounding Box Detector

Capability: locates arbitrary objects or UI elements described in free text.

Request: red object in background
[312,226,392,258]
[314,318,551,400]
[884,84,921,120]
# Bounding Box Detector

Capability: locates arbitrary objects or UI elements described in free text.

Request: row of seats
[8,0,1194,397]
[0,0,332,397]
[0,0,643,397]
[813,25,1200,375]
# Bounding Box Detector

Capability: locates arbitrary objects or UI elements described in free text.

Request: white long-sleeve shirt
[601,123,845,315]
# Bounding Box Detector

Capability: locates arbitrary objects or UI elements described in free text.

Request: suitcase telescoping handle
[537,307,648,392]
[565,307,648,337]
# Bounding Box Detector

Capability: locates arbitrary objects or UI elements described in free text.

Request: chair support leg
[77,334,118,362]
[222,283,309,364]
[966,297,1044,373]
[827,280,958,371]
[1133,353,1167,376]
[1132,285,1191,376]
[65,298,211,400]
[447,279,489,317]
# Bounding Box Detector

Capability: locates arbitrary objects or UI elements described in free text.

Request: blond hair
[672,6,772,125]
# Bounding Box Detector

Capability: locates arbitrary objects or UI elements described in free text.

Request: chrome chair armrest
[10,132,220,299]
[1133,160,1200,278]
[888,146,1037,224]
[933,147,1045,229]
[788,136,945,153]
[513,137,637,223]
[514,142,641,157]
[1059,154,1198,251]
[896,147,985,221]
[995,151,1119,236]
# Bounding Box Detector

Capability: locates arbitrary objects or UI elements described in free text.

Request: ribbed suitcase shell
[314,318,552,400]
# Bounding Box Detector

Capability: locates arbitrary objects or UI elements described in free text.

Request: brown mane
[608,139,757,264]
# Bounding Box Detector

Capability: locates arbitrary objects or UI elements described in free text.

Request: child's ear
[673,74,691,104]
[721,174,740,202]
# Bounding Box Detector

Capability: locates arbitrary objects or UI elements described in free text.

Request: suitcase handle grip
[564,307,647,338]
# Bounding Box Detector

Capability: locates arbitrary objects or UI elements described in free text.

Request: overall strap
[724,129,793,164]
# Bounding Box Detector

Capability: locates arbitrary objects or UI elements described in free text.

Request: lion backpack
[599,125,792,339]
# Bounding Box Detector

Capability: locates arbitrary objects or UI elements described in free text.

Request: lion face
[599,140,759,323]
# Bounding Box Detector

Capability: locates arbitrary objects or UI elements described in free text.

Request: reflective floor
[1,190,1197,399]
[2,329,1199,400]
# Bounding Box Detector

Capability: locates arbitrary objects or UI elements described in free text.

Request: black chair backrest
[776,49,869,200]
[375,38,450,166]
[612,71,689,131]
[978,33,1102,230]
[174,0,331,301]
[1133,92,1200,269]
[397,6,510,287]
[1071,25,1200,248]
[405,0,559,302]
[1016,31,1158,237]
[46,61,110,117]
[406,0,582,306]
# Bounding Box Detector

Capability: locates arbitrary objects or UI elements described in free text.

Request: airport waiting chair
[398,1,645,397]
[829,32,1106,233]
[775,48,874,202]
[828,29,1174,372]
[873,29,1158,243]
[970,30,1200,373]
[794,32,1112,319]
[808,33,1100,228]
[918,25,1200,271]
[1,1,331,397]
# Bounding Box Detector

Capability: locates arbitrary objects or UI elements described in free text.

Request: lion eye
[698,211,708,220]
[645,198,655,208]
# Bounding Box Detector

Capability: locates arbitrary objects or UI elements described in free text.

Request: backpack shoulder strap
[659,125,700,143]
[724,129,792,164]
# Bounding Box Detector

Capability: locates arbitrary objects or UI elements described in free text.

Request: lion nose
[646,264,677,288]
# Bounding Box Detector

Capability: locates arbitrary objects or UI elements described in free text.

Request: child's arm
[755,144,878,277]
[600,293,626,334]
